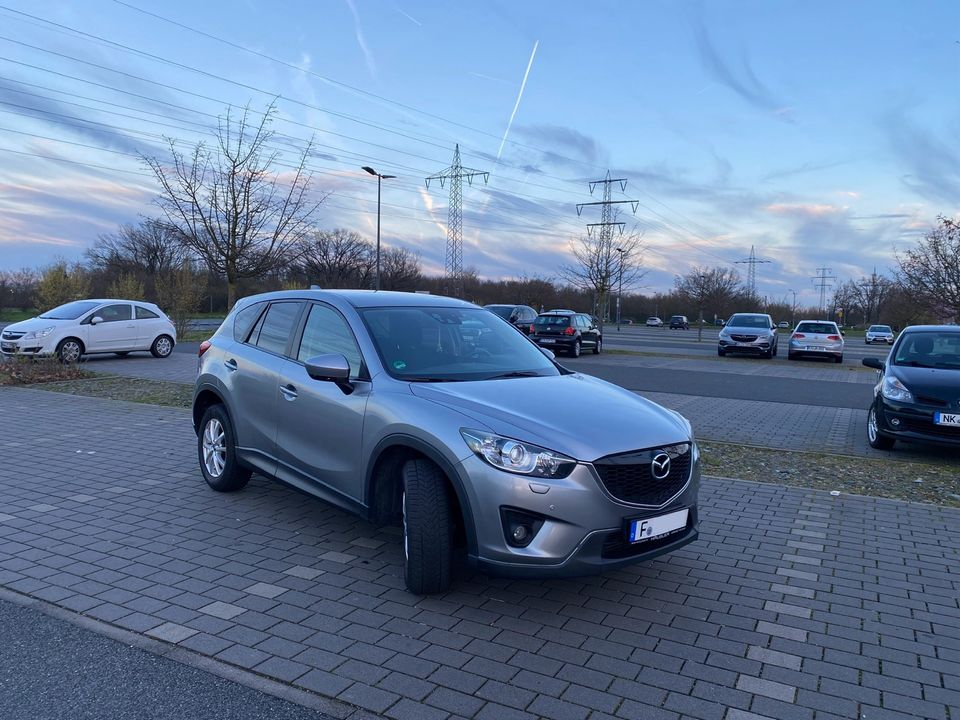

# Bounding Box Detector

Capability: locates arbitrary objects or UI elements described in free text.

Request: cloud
[345,0,377,80]
[766,203,844,218]
[762,159,850,182]
[512,124,602,166]
[885,111,960,205]
[693,22,788,116]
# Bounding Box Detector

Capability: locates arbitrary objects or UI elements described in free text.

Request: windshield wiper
[898,360,935,368]
[486,371,544,380]
[406,376,458,383]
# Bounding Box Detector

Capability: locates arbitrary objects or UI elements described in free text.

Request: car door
[134,304,163,349]
[85,303,136,351]
[273,302,369,504]
[226,300,304,465]
[579,314,597,349]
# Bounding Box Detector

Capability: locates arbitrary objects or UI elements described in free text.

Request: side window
[297,304,364,376]
[96,304,132,323]
[234,301,266,342]
[253,302,301,355]
[135,306,159,320]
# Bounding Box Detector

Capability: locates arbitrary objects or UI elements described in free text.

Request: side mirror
[304,353,350,382]
[90,316,104,325]
[539,347,555,361]
[862,357,884,370]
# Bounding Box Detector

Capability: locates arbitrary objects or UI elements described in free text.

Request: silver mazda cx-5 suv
[193,290,700,594]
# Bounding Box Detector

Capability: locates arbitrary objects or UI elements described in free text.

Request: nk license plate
[628,508,689,544]
[539,338,555,344]
[934,412,960,427]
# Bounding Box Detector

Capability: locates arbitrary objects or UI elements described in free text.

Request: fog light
[500,507,545,548]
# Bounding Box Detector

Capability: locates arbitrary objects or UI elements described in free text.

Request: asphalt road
[0,598,334,720]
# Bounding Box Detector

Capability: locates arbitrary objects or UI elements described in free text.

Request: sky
[0,0,958,306]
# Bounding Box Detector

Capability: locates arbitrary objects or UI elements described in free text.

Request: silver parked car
[193,291,700,594]
[788,320,845,363]
[717,313,778,358]
[865,324,895,345]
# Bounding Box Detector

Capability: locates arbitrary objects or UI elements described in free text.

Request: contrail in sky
[496,40,539,161]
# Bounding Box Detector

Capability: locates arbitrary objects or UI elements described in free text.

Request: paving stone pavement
[1,386,959,720]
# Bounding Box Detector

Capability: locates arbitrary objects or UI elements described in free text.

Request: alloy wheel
[202,418,226,477]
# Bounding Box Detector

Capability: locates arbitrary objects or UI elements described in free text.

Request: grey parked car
[193,291,700,594]
[717,313,778,358]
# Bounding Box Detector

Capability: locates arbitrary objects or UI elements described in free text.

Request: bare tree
[379,246,422,292]
[87,219,188,278]
[896,215,960,322]
[299,229,373,288]
[143,104,325,308]
[675,266,743,341]
[559,222,645,328]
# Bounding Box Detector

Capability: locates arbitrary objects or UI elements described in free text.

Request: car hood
[2,317,71,332]
[891,365,960,403]
[409,373,692,461]
[723,325,773,334]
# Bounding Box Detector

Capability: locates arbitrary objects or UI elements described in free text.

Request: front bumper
[874,398,960,447]
[788,340,843,358]
[533,336,576,352]
[0,338,55,357]
[456,445,701,578]
[865,336,894,345]
[718,338,773,354]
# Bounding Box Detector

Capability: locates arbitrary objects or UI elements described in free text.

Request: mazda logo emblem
[651,452,671,480]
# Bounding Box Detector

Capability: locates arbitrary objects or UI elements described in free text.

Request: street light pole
[790,289,797,326]
[615,248,625,332]
[361,166,396,291]
[697,273,707,343]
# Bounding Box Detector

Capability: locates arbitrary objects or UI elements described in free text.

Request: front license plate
[736,342,754,347]
[628,508,689,544]
[935,412,960,427]
[539,338,555,344]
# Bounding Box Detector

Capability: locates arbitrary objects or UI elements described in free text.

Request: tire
[571,340,581,358]
[151,335,174,358]
[198,405,251,492]
[868,406,895,450]
[717,348,725,357]
[763,349,773,359]
[56,338,83,364]
[788,352,798,361]
[835,354,843,364]
[772,343,778,357]
[593,337,602,354]
[401,458,453,595]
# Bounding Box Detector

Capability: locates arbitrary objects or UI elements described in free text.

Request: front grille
[1,331,25,341]
[899,418,960,438]
[730,334,758,342]
[592,444,692,506]
[915,395,949,408]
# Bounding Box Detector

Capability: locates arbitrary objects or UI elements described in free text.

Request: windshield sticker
[393,360,407,370]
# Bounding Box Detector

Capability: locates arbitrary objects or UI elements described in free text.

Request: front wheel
[788,352,798,361]
[402,459,453,595]
[593,337,602,354]
[57,338,83,364]
[198,405,251,492]
[151,335,174,358]
[717,348,725,357]
[868,406,895,450]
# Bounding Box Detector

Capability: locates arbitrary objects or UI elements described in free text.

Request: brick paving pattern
[1,386,959,719]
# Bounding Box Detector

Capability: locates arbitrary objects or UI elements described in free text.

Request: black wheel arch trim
[192,381,236,435]
[366,434,478,557]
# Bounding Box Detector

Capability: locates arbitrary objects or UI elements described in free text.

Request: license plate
[805,345,825,351]
[935,412,960,427]
[539,339,555,344]
[628,508,689,544]
[736,342,754,347]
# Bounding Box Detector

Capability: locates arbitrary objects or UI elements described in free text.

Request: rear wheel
[571,340,581,358]
[868,406,895,450]
[198,405,251,492]
[151,335,174,358]
[402,459,453,595]
[835,354,843,364]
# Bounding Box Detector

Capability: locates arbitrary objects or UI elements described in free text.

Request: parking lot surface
[1,386,958,719]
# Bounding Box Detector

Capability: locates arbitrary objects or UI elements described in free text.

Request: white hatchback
[0,299,177,363]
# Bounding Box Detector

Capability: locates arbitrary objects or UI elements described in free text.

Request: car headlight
[23,326,55,339]
[881,376,914,403]
[460,429,577,478]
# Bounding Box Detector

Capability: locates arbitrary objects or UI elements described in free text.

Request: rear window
[534,315,571,327]
[485,306,513,320]
[796,322,839,334]
[234,301,266,342]
[135,306,159,320]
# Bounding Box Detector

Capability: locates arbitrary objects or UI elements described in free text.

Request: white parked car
[646,316,663,327]
[0,299,177,363]
[865,324,896,345]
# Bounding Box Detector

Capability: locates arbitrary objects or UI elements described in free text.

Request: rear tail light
[529,324,535,334]
[792,333,805,339]
[827,335,841,341]
[564,327,576,336]
[198,340,212,357]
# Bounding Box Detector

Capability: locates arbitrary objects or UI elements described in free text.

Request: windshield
[893,332,960,369]
[796,322,839,335]
[869,326,892,333]
[727,315,770,329]
[484,305,514,320]
[361,306,559,381]
[38,300,101,320]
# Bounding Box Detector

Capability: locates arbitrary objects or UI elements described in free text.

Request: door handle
[280,384,298,400]
[224,359,238,372]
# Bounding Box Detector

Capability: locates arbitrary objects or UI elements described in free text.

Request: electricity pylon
[812,267,836,315]
[735,245,771,301]
[425,144,488,298]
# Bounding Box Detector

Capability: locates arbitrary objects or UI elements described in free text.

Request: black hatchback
[530,311,602,357]
[863,325,960,450]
